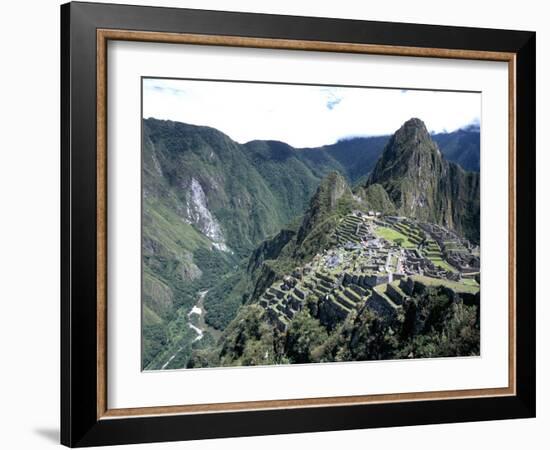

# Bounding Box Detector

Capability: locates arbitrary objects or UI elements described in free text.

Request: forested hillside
[142,118,480,369]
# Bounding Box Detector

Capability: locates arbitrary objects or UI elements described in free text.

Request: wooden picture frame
[61,1,535,447]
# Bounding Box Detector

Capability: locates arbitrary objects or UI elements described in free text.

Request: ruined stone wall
[366,291,398,320]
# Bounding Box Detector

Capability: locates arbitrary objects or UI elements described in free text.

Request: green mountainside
[142,119,335,368]
[366,118,480,243]
[142,117,480,369]
[298,135,390,183]
[188,171,480,368]
[432,125,481,172]
[355,183,397,215]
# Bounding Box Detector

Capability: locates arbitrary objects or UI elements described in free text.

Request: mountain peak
[365,118,479,242]
[368,118,440,187]
[394,117,431,146]
[311,171,351,216]
[295,171,351,248]
[403,117,428,129]
[366,117,444,222]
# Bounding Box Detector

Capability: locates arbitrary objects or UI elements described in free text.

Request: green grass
[143,199,211,255]
[429,258,457,273]
[143,304,163,325]
[420,239,457,273]
[411,275,480,294]
[394,222,423,240]
[373,284,400,308]
[374,226,416,248]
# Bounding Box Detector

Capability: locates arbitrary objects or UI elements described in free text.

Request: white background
[109,42,508,409]
[0,0,546,449]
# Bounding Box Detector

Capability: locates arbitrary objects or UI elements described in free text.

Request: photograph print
[141,78,481,371]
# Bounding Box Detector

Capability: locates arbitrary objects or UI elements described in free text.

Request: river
[160,289,220,370]
[187,289,209,342]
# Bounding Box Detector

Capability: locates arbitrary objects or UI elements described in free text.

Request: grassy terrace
[373,283,400,308]
[374,226,416,248]
[411,275,480,294]
[394,222,423,242]
[421,239,457,273]
[430,258,457,273]
[444,241,469,252]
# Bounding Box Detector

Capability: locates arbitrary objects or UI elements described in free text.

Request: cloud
[145,79,186,96]
[326,97,342,110]
[461,118,480,132]
[143,78,481,148]
[323,88,343,111]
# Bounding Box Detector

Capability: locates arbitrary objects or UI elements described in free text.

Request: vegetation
[411,275,480,294]
[430,258,457,273]
[398,288,480,358]
[356,183,396,214]
[285,311,328,363]
[142,323,168,368]
[141,117,481,369]
[432,125,481,172]
[367,118,480,244]
[194,285,479,367]
[217,305,280,367]
[374,226,415,248]
[203,272,250,330]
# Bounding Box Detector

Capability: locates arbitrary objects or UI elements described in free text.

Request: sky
[143,78,481,148]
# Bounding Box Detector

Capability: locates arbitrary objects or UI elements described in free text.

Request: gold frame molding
[96,29,516,420]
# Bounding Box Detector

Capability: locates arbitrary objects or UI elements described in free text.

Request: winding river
[160,289,218,370]
[187,290,209,342]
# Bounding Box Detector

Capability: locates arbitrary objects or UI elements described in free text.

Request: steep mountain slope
[433,125,481,172]
[298,128,480,177]
[143,119,347,367]
[190,172,360,365]
[366,118,480,242]
[142,117,480,368]
[144,119,322,257]
[214,172,356,320]
[188,170,480,368]
[354,183,397,215]
[298,136,390,183]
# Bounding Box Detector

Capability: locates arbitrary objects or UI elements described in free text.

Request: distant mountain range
[141,117,480,369]
[432,125,481,172]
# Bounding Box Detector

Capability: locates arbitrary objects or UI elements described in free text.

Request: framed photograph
[61,2,536,447]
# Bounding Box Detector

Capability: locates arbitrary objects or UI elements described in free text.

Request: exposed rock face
[367,118,480,242]
[295,171,352,247]
[433,124,481,172]
[144,118,328,257]
[142,117,481,369]
[355,183,396,215]
[186,177,228,251]
[247,228,296,274]
[143,273,174,320]
[180,251,203,280]
[242,172,355,305]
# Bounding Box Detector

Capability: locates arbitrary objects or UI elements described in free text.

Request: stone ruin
[258,213,480,333]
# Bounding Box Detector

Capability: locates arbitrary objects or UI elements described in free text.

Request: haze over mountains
[141,117,480,369]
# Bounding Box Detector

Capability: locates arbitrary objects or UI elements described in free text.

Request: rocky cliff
[366,118,480,242]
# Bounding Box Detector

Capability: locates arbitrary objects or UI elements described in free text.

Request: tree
[348,308,399,360]
[285,311,328,363]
